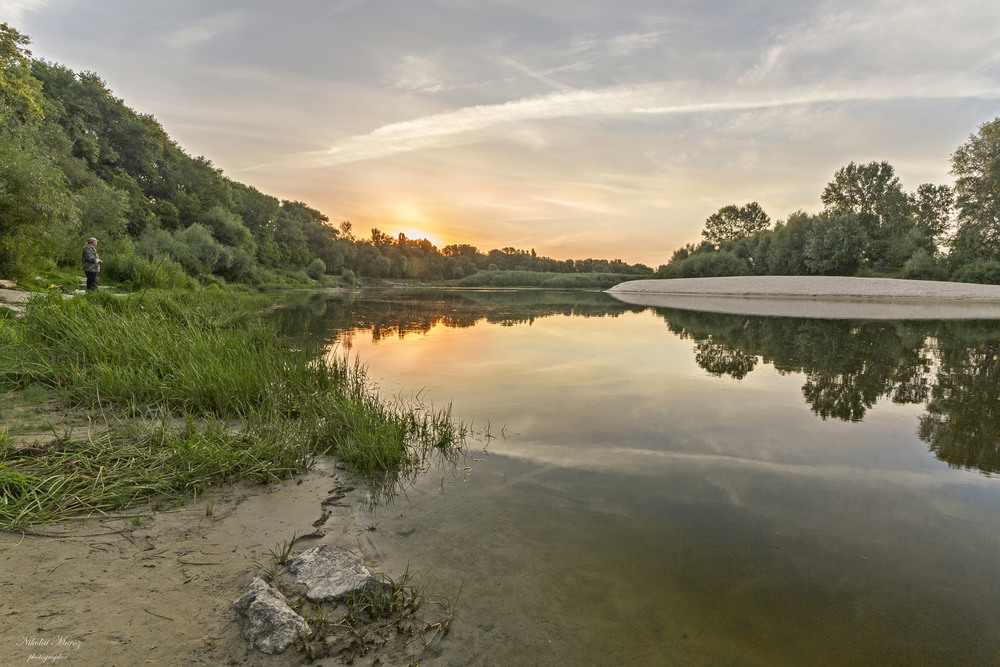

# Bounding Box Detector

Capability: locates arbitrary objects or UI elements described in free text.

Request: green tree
[821,161,907,228]
[910,183,953,242]
[804,213,867,275]
[951,117,1000,254]
[0,23,43,120]
[702,201,771,246]
[821,161,913,269]
[765,211,813,275]
[0,125,75,277]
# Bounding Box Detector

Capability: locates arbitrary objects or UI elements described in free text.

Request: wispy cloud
[163,11,244,50]
[320,74,1000,166]
[742,0,1000,85]
[0,0,50,24]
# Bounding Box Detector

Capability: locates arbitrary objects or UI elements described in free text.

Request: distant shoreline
[606,276,1000,319]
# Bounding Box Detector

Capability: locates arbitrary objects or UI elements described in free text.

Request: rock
[0,279,16,289]
[285,544,381,602]
[232,576,309,654]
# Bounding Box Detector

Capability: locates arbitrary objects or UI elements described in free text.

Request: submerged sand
[607,276,1000,319]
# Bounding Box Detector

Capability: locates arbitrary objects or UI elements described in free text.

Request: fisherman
[82,236,103,291]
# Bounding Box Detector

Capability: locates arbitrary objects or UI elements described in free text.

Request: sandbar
[607,276,1000,319]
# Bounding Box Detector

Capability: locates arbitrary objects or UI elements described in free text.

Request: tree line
[657,119,1000,284]
[0,24,651,288]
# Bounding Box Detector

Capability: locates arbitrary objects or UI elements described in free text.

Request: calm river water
[275,288,1000,666]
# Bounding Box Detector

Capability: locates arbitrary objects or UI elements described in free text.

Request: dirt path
[0,459,378,666]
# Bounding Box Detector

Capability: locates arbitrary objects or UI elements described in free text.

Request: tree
[821,161,908,228]
[804,213,867,275]
[951,117,1000,254]
[0,23,43,120]
[702,202,771,246]
[0,127,74,277]
[911,183,953,242]
[821,161,914,270]
[765,211,813,275]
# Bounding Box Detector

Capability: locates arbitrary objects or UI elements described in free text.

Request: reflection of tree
[919,339,1000,474]
[694,341,757,379]
[272,291,1000,476]
[660,310,933,421]
[270,289,644,346]
[656,308,1000,474]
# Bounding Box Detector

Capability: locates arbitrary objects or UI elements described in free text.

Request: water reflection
[274,289,1000,476]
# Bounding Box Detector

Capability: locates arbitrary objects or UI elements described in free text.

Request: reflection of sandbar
[607,276,1000,320]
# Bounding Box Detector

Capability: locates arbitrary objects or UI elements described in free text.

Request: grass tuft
[0,290,468,528]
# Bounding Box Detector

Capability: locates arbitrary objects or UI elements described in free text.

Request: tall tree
[910,183,953,242]
[951,117,1000,253]
[821,161,913,269]
[0,23,43,120]
[702,202,771,246]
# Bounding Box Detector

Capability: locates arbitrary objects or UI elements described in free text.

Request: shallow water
[276,289,1000,666]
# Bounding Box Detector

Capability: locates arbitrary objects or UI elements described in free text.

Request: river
[274,288,1000,666]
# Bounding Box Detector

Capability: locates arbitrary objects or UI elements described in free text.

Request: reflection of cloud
[320,75,1000,165]
[497,441,955,492]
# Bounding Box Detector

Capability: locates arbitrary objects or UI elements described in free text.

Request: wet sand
[607,276,1000,319]
[0,460,376,666]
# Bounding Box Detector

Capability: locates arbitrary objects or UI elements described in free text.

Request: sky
[4,0,1000,266]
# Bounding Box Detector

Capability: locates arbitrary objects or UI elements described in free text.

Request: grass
[291,566,460,662]
[0,289,468,529]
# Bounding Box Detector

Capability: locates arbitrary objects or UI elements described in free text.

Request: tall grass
[0,290,467,528]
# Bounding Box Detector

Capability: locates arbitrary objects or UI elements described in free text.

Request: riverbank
[608,276,1000,319]
[0,460,377,665]
[0,289,467,663]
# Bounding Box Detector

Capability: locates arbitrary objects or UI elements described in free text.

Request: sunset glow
[9,1,999,265]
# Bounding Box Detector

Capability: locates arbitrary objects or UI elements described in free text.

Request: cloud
[0,0,50,24]
[319,74,1000,166]
[162,11,244,50]
[741,0,1000,85]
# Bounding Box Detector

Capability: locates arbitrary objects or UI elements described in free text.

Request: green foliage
[0,23,43,120]
[949,258,1000,285]
[702,201,771,246]
[0,122,76,278]
[0,291,469,526]
[658,249,750,278]
[804,213,867,275]
[951,117,1000,254]
[900,249,944,281]
[305,257,326,279]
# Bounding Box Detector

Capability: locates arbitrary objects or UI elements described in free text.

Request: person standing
[82,236,102,291]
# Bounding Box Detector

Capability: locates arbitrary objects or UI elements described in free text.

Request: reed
[0,290,467,528]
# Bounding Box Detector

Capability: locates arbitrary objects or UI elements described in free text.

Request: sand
[607,276,1000,319]
[0,460,379,666]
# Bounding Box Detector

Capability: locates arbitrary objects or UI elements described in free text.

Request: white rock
[285,544,378,602]
[232,576,309,654]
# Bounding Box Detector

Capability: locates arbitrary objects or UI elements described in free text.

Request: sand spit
[607,276,1000,319]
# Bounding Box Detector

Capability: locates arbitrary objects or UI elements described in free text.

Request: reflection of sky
[332,300,1000,664]
[340,309,966,477]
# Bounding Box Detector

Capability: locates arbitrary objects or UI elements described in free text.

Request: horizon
[5,1,999,266]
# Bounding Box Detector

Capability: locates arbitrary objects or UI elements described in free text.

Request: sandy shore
[607,276,1000,319]
[0,459,380,666]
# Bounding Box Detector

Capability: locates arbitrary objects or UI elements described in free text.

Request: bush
[900,249,943,281]
[950,258,1000,285]
[305,258,326,279]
